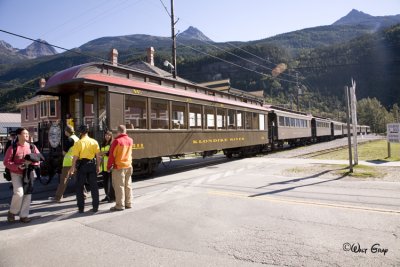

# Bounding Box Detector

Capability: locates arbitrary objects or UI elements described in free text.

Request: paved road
[0,149,399,266]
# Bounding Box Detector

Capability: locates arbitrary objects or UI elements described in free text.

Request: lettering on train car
[132,143,145,150]
[132,89,142,95]
[192,137,245,144]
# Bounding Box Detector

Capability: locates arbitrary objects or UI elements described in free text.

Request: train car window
[205,106,215,129]
[227,109,236,129]
[172,101,187,129]
[216,108,226,130]
[148,78,160,85]
[278,116,284,126]
[175,84,185,89]
[68,93,81,127]
[258,114,265,130]
[252,113,259,129]
[284,117,290,127]
[163,81,174,88]
[237,111,244,129]
[187,86,197,92]
[245,112,252,129]
[125,95,147,129]
[290,118,295,127]
[151,99,169,129]
[83,90,95,127]
[189,104,202,129]
[98,89,107,130]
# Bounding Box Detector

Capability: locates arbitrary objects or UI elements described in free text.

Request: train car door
[311,118,317,142]
[62,88,107,142]
[267,112,278,147]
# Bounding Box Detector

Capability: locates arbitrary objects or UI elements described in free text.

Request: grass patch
[335,164,383,178]
[286,167,305,174]
[315,140,400,162]
[285,164,385,179]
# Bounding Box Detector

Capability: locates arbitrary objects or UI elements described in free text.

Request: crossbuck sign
[387,123,400,143]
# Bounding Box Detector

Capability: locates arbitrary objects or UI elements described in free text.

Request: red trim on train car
[82,73,268,112]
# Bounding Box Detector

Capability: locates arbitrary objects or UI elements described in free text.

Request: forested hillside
[0,13,399,134]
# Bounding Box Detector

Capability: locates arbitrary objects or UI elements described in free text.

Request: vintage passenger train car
[37,59,369,175]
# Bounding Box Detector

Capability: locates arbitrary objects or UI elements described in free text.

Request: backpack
[3,142,36,181]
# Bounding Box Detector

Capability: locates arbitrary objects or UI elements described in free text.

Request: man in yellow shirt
[67,125,101,213]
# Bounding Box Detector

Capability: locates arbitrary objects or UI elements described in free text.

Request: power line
[0,29,108,63]
[176,40,297,84]
[158,0,171,17]
[179,38,297,83]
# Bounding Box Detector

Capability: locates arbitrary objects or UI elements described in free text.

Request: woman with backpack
[4,128,41,223]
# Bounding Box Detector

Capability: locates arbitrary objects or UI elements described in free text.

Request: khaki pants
[54,166,71,200]
[9,172,31,218]
[112,167,133,209]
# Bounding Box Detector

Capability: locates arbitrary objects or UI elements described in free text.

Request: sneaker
[7,211,15,223]
[20,217,31,223]
[125,206,132,209]
[48,197,61,203]
[100,197,109,202]
[109,207,123,212]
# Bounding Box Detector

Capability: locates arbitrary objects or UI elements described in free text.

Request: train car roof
[266,107,313,119]
[265,105,309,116]
[331,120,345,125]
[37,62,267,111]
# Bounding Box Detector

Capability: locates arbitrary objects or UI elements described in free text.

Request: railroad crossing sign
[387,123,400,143]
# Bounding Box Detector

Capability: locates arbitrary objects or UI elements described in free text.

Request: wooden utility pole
[345,86,353,173]
[350,79,358,165]
[170,0,177,79]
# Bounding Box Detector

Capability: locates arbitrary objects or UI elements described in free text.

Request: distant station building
[0,112,21,152]
[16,79,60,142]
[198,79,264,102]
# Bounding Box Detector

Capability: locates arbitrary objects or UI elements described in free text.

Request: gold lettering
[132,143,144,150]
[132,89,142,94]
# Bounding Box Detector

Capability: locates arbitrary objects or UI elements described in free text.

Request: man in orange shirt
[107,125,133,211]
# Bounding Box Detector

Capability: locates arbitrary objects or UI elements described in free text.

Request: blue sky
[0,0,399,50]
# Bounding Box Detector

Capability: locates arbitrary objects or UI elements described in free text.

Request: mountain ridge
[333,8,400,29]
[0,39,58,63]
[0,10,399,116]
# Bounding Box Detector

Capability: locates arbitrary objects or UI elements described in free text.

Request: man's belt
[79,158,95,164]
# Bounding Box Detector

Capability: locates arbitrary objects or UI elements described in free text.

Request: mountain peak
[178,26,213,42]
[0,40,18,52]
[19,39,58,59]
[333,9,374,25]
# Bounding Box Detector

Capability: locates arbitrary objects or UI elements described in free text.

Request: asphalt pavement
[0,151,399,266]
